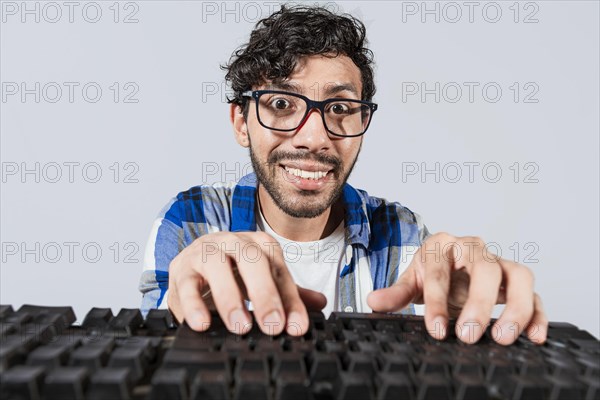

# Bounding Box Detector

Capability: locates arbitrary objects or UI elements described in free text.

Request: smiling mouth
[283,165,330,179]
[279,163,335,180]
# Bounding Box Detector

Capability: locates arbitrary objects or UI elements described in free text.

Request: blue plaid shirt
[139,173,430,315]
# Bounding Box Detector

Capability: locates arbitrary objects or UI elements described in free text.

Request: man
[139,5,547,345]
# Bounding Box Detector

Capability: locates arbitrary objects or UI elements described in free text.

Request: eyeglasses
[241,90,378,137]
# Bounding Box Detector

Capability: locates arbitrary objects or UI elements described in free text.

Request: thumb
[297,286,327,312]
[367,265,419,312]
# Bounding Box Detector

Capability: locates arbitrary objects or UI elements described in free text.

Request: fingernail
[229,308,250,334]
[457,320,482,343]
[497,322,520,343]
[286,311,305,336]
[190,310,209,331]
[431,316,447,339]
[262,310,282,334]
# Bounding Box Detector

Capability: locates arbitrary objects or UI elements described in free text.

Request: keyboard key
[109,309,143,336]
[44,366,90,400]
[222,336,251,359]
[191,370,230,400]
[234,370,269,400]
[81,308,113,330]
[349,319,372,332]
[377,353,414,374]
[144,309,175,334]
[0,305,14,318]
[272,352,306,379]
[26,343,71,367]
[374,320,401,334]
[578,356,600,378]
[485,357,515,383]
[0,338,25,372]
[274,372,311,400]
[454,373,490,400]
[70,340,114,372]
[452,355,483,378]
[546,375,584,400]
[415,373,452,400]
[88,367,133,400]
[0,365,45,400]
[375,371,413,400]
[309,351,340,381]
[504,375,548,400]
[235,353,269,375]
[417,354,450,377]
[547,356,580,378]
[254,336,284,358]
[580,375,600,400]
[0,319,18,337]
[354,340,381,354]
[334,371,373,400]
[149,368,188,400]
[343,352,377,376]
[321,340,348,355]
[107,346,147,382]
[165,349,231,379]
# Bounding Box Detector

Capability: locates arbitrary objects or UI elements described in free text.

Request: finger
[492,260,535,345]
[200,250,252,335]
[297,286,327,312]
[455,259,503,344]
[172,266,212,332]
[256,236,314,336]
[367,264,419,312]
[234,241,286,335]
[261,244,310,336]
[525,294,548,345]
[422,257,453,340]
[272,273,309,336]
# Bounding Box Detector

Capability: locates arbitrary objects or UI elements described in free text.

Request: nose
[290,108,332,152]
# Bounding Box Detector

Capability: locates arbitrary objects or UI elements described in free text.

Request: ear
[230,103,249,148]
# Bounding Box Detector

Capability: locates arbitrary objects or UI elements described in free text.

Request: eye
[329,102,350,114]
[271,98,291,110]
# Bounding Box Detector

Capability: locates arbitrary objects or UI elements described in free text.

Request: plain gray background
[1,1,599,337]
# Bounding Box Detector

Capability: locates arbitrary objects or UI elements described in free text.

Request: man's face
[240,54,365,218]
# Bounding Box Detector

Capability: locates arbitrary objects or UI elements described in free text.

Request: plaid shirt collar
[230,172,371,248]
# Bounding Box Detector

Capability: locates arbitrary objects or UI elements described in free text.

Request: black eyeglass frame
[241,89,378,138]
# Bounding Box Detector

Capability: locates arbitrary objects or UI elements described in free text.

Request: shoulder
[158,181,239,227]
[351,187,430,246]
[353,187,423,225]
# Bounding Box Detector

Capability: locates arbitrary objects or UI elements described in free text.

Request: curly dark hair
[222,4,376,117]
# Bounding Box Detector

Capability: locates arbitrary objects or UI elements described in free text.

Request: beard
[248,137,360,219]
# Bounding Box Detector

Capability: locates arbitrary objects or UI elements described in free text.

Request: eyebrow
[323,83,359,98]
[267,82,303,93]
[266,82,360,98]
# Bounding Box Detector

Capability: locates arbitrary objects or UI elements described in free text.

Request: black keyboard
[0,305,598,400]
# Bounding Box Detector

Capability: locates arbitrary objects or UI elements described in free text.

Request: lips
[282,165,331,180]
[279,162,335,173]
[279,164,333,190]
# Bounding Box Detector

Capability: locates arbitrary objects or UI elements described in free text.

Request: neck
[257,185,344,242]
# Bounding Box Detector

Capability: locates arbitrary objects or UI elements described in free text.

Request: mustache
[266,151,342,170]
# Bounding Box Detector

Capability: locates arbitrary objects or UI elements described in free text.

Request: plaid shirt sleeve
[138,181,240,316]
[138,197,185,315]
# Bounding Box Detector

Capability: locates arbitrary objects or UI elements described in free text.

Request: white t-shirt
[256,206,345,318]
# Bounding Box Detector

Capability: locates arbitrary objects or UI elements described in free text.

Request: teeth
[284,166,328,180]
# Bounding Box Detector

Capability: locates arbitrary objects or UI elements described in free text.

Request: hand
[367,233,548,345]
[167,231,327,336]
